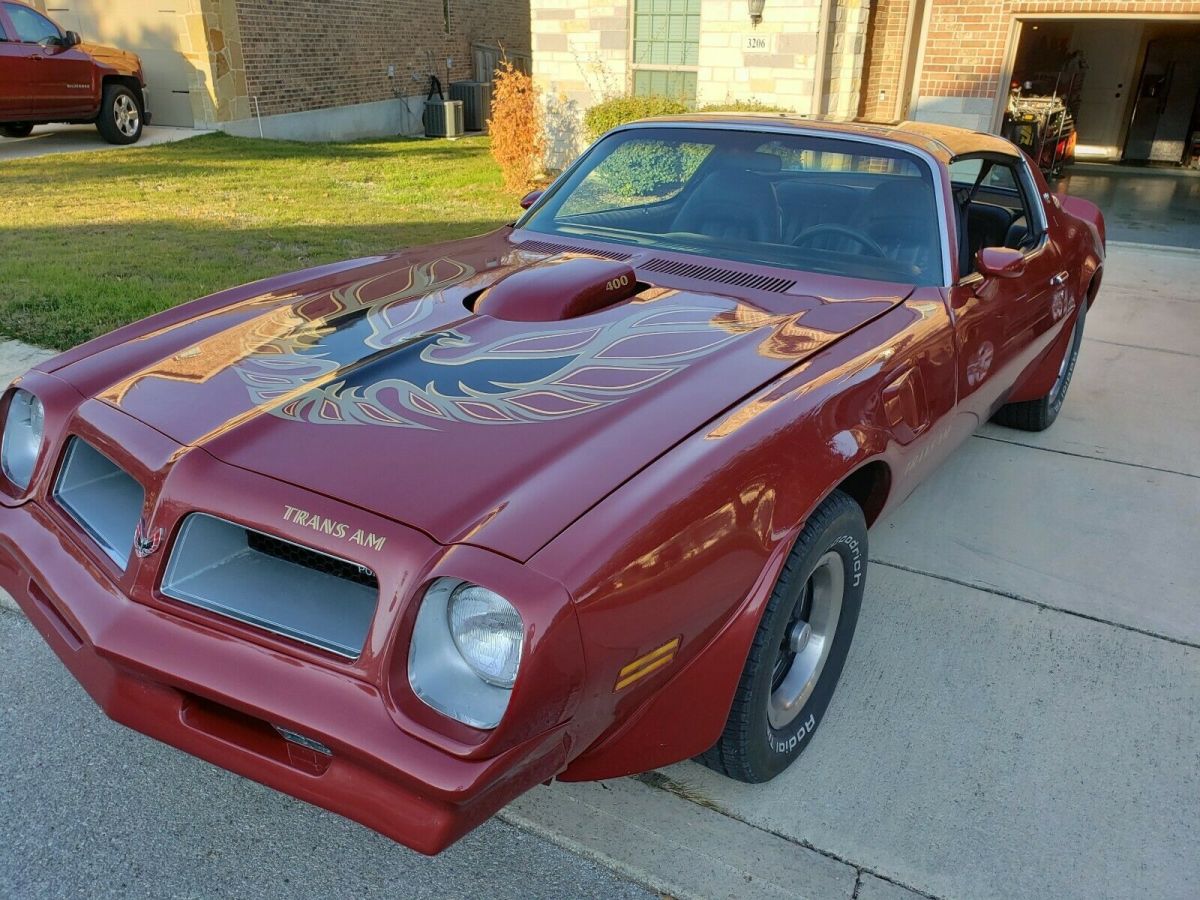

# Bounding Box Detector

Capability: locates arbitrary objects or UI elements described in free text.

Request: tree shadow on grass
[0,219,510,350]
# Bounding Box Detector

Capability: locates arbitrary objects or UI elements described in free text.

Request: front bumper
[0,499,569,854]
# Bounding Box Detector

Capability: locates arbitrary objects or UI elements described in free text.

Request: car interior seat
[670,152,783,243]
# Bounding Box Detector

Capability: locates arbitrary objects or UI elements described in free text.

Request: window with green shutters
[631,0,700,105]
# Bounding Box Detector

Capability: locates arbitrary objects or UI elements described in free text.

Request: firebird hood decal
[241,305,740,429]
[77,242,908,559]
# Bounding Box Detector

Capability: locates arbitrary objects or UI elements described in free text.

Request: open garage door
[1009,18,1200,166]
[40,1,198,127]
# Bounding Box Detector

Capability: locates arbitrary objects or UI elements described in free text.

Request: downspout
[811,0,836,117]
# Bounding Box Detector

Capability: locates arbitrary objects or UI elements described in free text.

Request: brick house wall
[859,0,913,120]
[235,0,530,119]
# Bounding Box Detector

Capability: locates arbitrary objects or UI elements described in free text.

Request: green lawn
[0,133,515,350]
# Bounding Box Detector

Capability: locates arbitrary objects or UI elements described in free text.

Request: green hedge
[699,99,793,114]
[577,96,795,198]
[583,96,689,141]
[583,96,795,141]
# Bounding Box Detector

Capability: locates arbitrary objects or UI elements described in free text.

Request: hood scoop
[474,254,641,321]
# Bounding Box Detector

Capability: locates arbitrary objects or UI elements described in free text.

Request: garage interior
[1009,18,1200,167]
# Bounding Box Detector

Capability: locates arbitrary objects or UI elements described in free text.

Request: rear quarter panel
[530,291,962,779]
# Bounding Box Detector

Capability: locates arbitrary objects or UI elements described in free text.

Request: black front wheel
[698,490,867,783]
[993,299,1087,432]
[95,85,143,145]
[0,123,34,138]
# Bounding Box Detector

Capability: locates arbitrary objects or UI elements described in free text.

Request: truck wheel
[95,85,143,145]
[698,489,867,783]
[993,299,1087,432]
[0,124,34,138]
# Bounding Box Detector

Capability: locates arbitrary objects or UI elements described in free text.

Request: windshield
[522,126,945,286]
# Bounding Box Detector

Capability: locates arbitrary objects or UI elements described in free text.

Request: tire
[993,298,1087,432]
[698,489,867,783]
[0,123,34,138]
[95,84,143,145]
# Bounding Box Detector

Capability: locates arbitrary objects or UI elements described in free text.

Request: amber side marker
[614,637,681,691]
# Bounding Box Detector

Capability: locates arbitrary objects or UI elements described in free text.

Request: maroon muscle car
[0,117,1104,854]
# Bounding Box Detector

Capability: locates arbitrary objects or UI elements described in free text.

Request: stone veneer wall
[819,0,871,117]
[191,0,250,125]
[695,0,823,112]
[533,0,870,167]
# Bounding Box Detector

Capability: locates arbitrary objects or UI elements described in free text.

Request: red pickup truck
[0,0,150,144]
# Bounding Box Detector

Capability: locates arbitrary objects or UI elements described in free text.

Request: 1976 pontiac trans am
[0,117,1104,854]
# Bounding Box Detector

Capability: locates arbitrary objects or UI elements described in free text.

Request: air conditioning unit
[449,81,493,132]
[423,99,464,138]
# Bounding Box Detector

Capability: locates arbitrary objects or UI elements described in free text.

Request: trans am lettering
[283,505,387,550]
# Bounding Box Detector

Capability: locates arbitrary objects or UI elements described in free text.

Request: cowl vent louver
[641,258,796,294]
[515,239,632,261]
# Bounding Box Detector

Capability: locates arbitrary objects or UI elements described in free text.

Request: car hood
[55,232,909,560]
[80,42,140,76]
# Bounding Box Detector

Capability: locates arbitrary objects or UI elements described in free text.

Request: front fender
[531,295,959,779]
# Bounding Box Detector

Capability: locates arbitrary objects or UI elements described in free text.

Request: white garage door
[42,2,196,127]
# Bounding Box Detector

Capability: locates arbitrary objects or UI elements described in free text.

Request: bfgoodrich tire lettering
[699,489,867,783]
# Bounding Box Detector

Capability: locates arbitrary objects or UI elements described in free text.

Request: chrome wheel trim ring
[768,550,845,730]
[114,94,140,136]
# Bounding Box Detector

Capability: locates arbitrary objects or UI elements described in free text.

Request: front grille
[53,439,145,568]
[162,514,379,659]
[246,530,377,588]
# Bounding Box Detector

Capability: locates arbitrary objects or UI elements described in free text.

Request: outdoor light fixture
[748,0,766,26]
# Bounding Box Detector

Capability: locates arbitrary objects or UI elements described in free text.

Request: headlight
[408,578,524,729]
[1,389,45,491]
[447,583,523,688]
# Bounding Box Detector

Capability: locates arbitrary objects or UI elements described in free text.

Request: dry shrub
[488,60,544,195]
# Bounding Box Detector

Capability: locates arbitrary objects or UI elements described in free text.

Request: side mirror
[976,246,1026,280]
[519,189,544,211]
[64,31,82,48]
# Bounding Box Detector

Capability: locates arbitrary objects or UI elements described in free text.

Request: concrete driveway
[0,123,201,160]
[1,243,1197,899]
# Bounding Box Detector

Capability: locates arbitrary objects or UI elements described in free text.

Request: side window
[952,156,1041,278]
[4,4,60,43]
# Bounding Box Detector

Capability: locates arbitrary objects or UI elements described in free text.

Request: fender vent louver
[515,239,632,261]
[641,258,796,294]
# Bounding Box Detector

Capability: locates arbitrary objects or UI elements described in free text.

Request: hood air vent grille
[641,258,796,294]
[515,239,632,261]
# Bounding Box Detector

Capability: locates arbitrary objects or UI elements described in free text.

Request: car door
[946,153,1066,421]
[2,2,93,117]
[0,5,37,118]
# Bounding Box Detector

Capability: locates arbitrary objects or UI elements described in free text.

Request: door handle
[1050,271,1069,286]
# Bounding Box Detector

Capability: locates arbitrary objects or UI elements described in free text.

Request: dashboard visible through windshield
[521,126,946,286]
